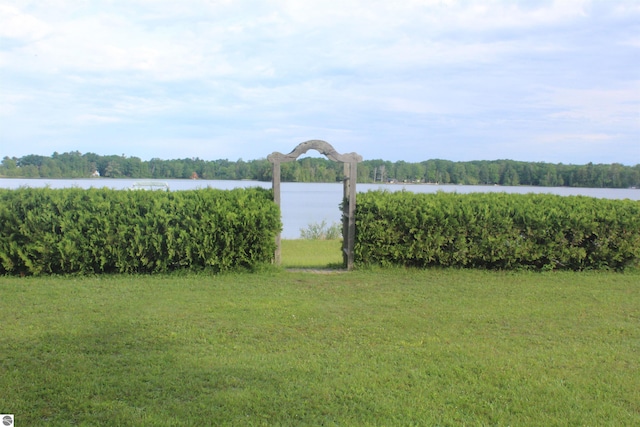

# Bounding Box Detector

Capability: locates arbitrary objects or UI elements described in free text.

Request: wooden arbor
[268,140,363,270]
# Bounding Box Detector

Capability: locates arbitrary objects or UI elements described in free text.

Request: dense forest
[1,151,639,188]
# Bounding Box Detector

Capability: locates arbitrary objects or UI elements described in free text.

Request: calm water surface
[2,178,638,239]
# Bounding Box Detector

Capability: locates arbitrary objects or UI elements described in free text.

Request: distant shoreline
[1,176,638,190]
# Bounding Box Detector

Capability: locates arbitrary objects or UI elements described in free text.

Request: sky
[1,0,639,165]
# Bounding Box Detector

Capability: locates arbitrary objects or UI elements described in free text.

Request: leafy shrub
[0,187,280,275]
[299,220,342,240]
[355,191,640,271]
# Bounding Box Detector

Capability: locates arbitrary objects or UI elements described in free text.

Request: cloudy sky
[1,0,638,165]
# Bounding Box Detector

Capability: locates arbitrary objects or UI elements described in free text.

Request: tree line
[1,151,639,188]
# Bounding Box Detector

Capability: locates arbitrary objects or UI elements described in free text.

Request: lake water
[1,178,639,239]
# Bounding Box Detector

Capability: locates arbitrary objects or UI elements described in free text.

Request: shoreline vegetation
[2,151,639,188]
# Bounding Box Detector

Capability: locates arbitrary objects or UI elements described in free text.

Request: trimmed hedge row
[0,187,280,275]
[355,191,640,270]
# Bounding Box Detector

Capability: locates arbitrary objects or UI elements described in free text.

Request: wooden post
[346,161,357,270]
[271,160,282,265]
[342,163,350,267]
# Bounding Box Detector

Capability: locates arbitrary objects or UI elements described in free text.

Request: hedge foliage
[0,187,280,275]
[355,191,640,271]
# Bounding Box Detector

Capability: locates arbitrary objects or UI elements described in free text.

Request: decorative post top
[268,140,362,164]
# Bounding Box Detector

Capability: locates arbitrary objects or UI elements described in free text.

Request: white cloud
[75,113,122,124]
[0,92,31,115]
[8,15,204,77]
[622,37,640,48]
[542,82,640,125]
[0,3,50,41]
[1,0,595,79]
[1,0,638,164]
[536,133,617,144]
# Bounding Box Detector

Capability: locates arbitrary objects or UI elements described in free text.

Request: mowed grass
[1,267,639,426]
[280,238,343,268]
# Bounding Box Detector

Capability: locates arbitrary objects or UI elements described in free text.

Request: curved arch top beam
[268,140,362,164]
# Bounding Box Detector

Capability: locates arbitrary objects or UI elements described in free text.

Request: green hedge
[0,187,280,275]
[355,191,640,270]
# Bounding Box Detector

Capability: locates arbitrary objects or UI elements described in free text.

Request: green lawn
[1,267,638,426]
[280,239,343,268]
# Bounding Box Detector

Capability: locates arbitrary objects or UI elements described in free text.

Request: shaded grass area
[1,268,639,425]
[280,239,343,268]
